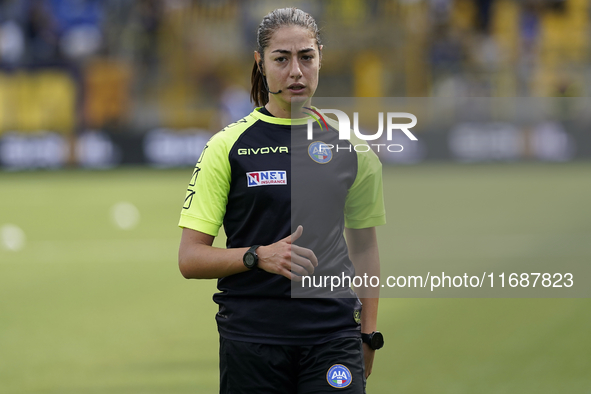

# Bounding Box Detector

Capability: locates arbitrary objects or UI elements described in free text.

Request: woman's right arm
[178,226,317,280]
[178,227,249,279]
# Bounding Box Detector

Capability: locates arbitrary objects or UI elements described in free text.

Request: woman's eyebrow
[271,48,316,54]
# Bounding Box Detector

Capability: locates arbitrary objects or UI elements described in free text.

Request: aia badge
[246,170,287,187]
[326,364,352,389]
[308,141,332,164]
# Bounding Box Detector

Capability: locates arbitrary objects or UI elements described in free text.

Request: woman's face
[258,25,322,111]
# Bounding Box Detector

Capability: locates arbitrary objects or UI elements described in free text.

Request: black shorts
[219,336,366,394]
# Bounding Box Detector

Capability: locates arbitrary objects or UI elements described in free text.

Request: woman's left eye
[302,56,312,61]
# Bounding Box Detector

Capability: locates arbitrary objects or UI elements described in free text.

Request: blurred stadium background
[1,0,591,168]
[1,0,591,393]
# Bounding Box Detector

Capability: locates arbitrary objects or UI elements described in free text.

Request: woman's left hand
[362,343,375,379]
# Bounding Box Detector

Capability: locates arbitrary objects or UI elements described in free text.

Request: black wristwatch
[243,245,261,270]
[361,331,384,350]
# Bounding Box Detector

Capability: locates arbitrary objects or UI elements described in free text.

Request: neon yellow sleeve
[179,113,259,235]
[344,148,386,229]
[178,131,232,236]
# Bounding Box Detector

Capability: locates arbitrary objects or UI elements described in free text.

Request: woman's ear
[254,51,263,75]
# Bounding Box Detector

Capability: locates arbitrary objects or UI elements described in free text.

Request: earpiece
[258,61,282,94]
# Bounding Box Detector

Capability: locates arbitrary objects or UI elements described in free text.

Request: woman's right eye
[275,57,287,62]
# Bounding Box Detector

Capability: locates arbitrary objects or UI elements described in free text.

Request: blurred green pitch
[1,164,590,394]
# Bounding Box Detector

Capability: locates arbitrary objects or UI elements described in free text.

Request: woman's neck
[265,98,311,119]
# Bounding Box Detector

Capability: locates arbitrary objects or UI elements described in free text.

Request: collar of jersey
[252,107,312,126]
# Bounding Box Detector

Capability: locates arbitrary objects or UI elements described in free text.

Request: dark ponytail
[250,7,321,107]
[251,60,267,107]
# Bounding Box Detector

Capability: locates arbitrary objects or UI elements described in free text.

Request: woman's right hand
[257,225,318,281]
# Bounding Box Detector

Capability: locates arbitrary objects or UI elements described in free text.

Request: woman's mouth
[288,84,305,93]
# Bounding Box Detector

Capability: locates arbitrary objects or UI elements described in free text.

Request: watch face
[244,254,255,267]
[243,246,260,269]
[371,332,384,349]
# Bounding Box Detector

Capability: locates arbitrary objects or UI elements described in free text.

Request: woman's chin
[289,95,311,105]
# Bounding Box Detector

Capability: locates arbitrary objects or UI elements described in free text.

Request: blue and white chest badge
[326,364,352,389]
[246,170,287,187]
[308,141,332,164]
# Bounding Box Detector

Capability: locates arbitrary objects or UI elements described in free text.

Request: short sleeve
[344,148,386,229]
[178,132,232,236]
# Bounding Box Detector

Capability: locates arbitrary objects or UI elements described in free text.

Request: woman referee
[178,8,385,394]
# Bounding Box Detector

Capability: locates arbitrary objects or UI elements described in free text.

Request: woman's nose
[290,60,303,78]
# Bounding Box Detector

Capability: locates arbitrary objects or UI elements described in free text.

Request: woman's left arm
[345,226,380,379]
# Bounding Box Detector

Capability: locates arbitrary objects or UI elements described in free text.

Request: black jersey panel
[216,296,361,345]
[224,120,292,249]
[290,124,359,297]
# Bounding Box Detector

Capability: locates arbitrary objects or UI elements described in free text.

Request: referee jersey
[179,107,385,345]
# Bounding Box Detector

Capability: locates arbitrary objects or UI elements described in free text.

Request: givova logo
[246,170,287,187]
[326,364,352,388]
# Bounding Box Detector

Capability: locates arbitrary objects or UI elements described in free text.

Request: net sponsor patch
[246,170,287,187]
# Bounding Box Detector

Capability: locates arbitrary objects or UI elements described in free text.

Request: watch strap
[247,245,261,255]
[361,333,372,345]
